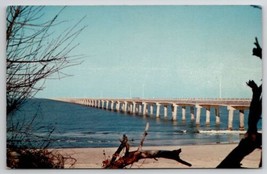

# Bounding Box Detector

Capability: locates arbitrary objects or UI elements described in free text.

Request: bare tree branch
[137,122,149,152]
[217,39,262,168]
[252,37,262,59]
[6,6,86,115]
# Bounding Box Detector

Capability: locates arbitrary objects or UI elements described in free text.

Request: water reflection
[172,120,178,126]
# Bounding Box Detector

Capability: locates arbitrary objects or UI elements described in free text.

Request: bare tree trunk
[217,37,262,168]
[217,81,262,168]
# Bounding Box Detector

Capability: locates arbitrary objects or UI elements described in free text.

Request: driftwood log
[103,123,192,169]
[104,147,192,169]
[217,38,262,168]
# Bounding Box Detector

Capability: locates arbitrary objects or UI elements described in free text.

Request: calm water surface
[7,99,262,148]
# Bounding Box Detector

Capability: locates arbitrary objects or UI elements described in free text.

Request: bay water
[7,99,262,148]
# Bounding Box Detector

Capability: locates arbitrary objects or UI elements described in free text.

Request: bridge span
[54,98,251,131]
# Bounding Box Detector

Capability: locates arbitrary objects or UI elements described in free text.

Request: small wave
[87,140,112,144]
[197,130,246,134]
[66,140,77,143]
[52,132,85,137]
[175,130,187,134]
[82,131,95,134]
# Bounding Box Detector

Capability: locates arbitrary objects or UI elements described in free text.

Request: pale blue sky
[35,5,262,99]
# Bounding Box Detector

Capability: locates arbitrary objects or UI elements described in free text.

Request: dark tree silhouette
[6,6,85,115]
[217,38,262,168]
[6,6,85,168]
[252,37,262,59]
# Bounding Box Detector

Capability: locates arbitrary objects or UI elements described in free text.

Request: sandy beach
[54,143,261,169]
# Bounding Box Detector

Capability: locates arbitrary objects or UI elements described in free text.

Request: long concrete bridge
[55,98,251,131]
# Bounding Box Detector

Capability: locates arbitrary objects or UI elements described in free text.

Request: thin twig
[137,122,149,152]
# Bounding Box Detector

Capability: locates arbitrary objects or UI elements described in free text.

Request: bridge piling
[196,105,202,125]
[138,104,142,115]
[106,101,109,110]
[156,103,161,118]
[129,104,132,114]
[110,101,114,111]
[101,100,104,109]
[205,107,210,125]
[116,101,120,112]
[172,104,178,121]
[164,105,168,118]
[182,106,186,121]
[215,107,220,125]
[190,106,195,121]
[150,104,154,116]
[239,110,245,131]
[227,106,235,130]
[98,100,101,108]
[124,101,128,113]
[122,103,124,112]
[143,102,147,116]
[132,102,136,114]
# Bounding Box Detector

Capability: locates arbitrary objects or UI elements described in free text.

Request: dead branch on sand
[103,123,192,169]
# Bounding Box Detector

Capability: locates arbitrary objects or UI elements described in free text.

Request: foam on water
[198,130,246,134]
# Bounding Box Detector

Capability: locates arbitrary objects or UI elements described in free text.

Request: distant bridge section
[54,98,251,131]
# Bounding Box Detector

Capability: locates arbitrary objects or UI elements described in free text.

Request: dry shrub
[7,148,76,169]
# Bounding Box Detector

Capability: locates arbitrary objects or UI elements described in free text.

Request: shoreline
[53,143,261,168]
